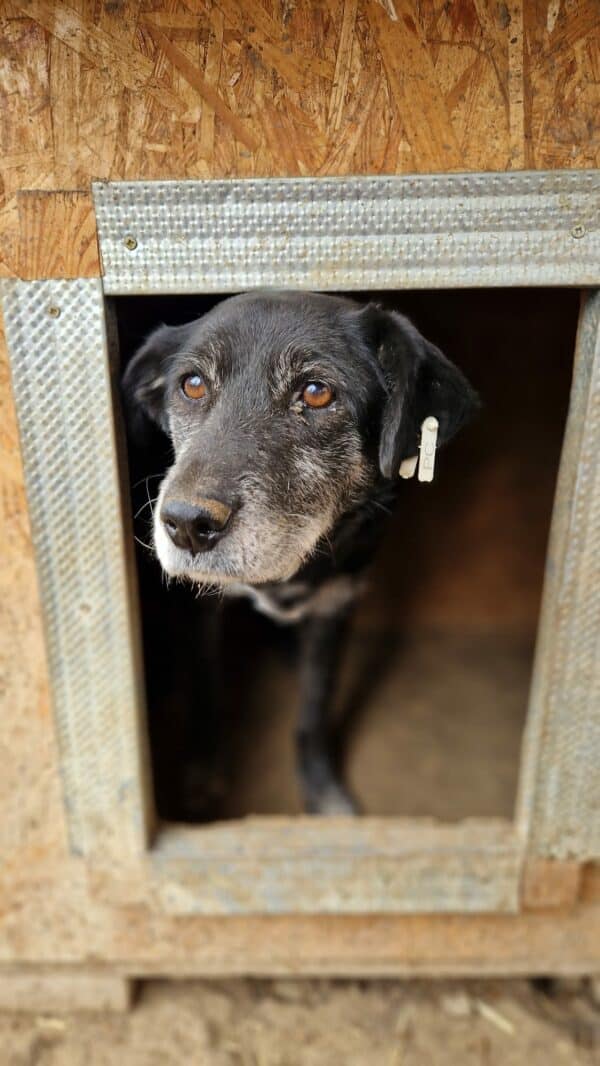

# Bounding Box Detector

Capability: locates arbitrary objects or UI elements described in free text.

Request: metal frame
[517,289,600,860]
[93,171,599,293]
[2,171,599,913]
[0,278,152,860]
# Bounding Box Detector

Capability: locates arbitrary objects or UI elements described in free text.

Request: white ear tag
[399,454,418,479]
[417,416,439,482]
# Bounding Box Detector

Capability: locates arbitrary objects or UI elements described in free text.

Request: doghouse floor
[118,288,578,824]
[220,618,532,820]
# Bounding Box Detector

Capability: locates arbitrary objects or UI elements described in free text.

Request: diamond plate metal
[518,290,600,859]
[1,279,151,858]
[93,171,600,294]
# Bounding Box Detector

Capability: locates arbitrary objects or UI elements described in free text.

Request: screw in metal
[47,305,61,318]
[571,223,586,239]
[124,235,138,251]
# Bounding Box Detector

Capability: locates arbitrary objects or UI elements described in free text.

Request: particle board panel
[16,190,101,281]
[1,1,599,279]
[0,970,133,1012]
[0,309,70,877]
[521,859,582,910]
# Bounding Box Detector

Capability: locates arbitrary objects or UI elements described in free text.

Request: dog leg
[296,609,357,815]
[178,602,227,820]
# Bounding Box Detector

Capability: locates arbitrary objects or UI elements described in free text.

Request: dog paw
[307,783,358,816]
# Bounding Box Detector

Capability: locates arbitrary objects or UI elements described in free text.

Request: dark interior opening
[114,288,578,824]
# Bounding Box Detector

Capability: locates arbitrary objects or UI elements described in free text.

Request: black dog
[124,290,478,815]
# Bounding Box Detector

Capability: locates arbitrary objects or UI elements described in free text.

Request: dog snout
[160,496,235,555]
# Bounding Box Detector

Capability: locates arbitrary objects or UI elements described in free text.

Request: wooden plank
[104,904,600,976]
[521,859,582,909]
[0,970,133,1012]
[581,863,600,902]
[17,191,101,280]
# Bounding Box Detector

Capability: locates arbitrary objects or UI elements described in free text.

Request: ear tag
[417,416,439,483]
[399,455,418,479]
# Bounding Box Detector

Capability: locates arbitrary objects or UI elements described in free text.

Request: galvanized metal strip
[518,290,600,859]
[93,171,600,294]
[137,819,521,915]
[1,279,152,858]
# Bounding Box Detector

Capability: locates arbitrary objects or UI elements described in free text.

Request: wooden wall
[0,1,599,978]
[1,0,599,280]
[1,0,599,837]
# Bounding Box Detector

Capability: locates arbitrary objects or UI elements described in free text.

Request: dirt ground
[1,977,599,1065]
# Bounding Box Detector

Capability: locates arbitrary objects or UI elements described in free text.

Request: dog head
[123,291,478,586]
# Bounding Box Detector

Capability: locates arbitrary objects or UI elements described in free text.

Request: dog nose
[161,497,234,555]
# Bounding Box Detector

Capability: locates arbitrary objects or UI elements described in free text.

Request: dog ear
[122,322,189,439]
[359,305,479,479]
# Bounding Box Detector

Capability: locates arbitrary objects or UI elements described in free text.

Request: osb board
[0,315,69,865]
[0,0,598,968]
[1,0,599,279]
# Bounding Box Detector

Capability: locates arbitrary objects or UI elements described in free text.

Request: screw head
[571,223,586,239]
[124,235,138,251]
[47,304,61,318]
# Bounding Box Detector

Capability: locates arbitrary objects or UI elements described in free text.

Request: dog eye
[301,382,334,409]
[181,373,207,401]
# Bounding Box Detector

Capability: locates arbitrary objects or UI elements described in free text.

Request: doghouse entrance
[3,172,596,913]
[114,287,577,825]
